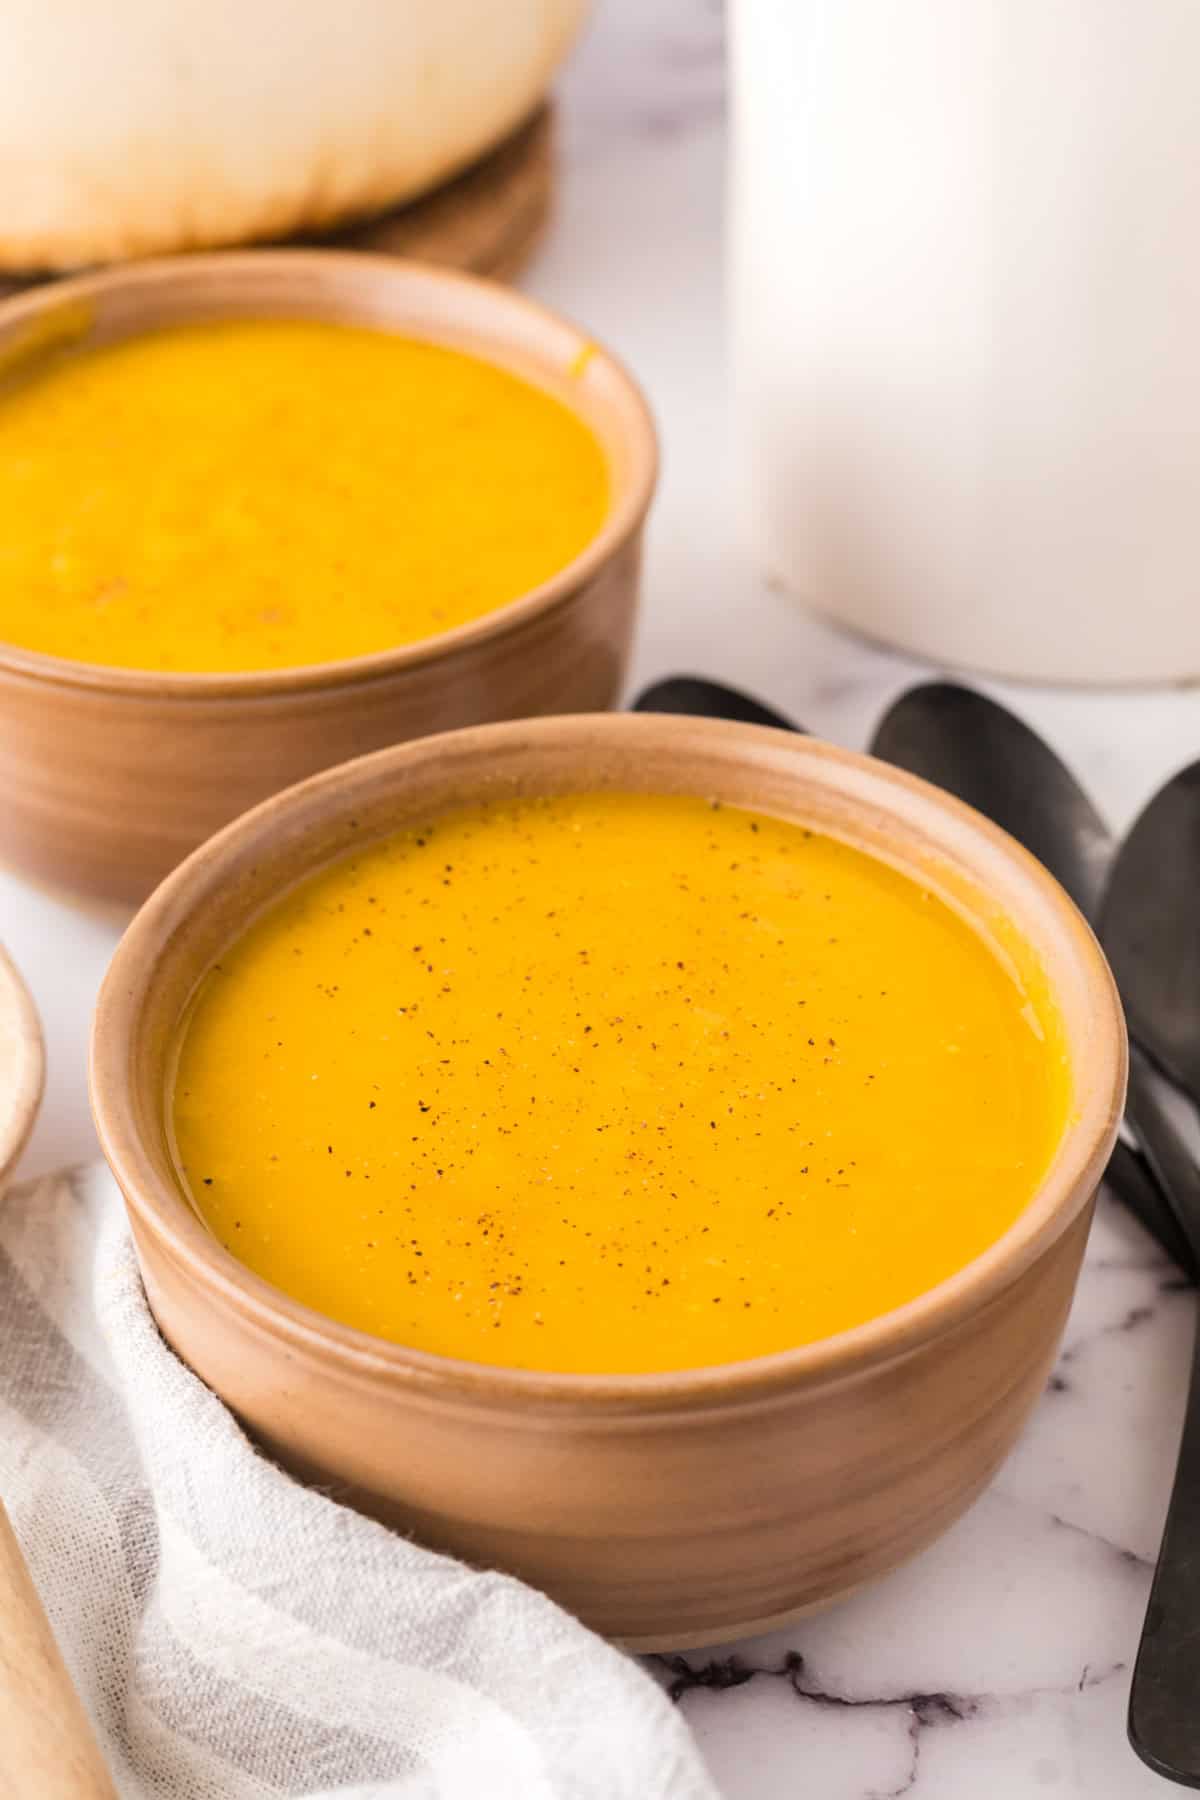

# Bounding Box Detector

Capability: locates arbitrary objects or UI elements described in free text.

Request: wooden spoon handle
[0,1501,117,1799]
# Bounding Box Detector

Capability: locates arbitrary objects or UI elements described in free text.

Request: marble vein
[1043,1510,1153,1574]
[651,1650,1127,1797]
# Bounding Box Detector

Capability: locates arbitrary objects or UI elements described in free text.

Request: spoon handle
[1126,1045,1200,1781]
[1126,1046,1200,1250]
[1108,1138,1197,1283]
[0,1501,117,1799]
[1129,1309,1200,1783]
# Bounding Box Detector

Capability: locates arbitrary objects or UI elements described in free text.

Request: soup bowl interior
[0,249,657,693]
[0,254,657,905]
[90,714,1125,1644]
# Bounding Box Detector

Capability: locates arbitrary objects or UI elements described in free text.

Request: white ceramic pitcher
[731,0,1200,684]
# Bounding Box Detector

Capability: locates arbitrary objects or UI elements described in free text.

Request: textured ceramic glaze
[0,252,656,903]
[90,715,1126,1647]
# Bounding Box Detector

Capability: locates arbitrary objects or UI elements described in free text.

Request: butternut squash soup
[0,320,609,672]
[170,792,1070,1373]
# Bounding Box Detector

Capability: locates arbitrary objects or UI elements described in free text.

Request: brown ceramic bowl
[90,714,1125,1648]
[0,251,656,906]
[0,945,44,1196]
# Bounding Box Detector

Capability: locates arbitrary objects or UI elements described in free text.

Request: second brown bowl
[91,714,1125,1648]
[0,944,44,1196]
[0,251,656,905]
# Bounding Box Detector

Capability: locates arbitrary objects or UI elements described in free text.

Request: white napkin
[0,1164,719,1800]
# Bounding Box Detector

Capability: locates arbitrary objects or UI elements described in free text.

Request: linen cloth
[0,1163,719,1800]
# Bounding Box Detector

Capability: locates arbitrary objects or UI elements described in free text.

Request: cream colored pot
[732,0,1200,684]
[0,0,588,269]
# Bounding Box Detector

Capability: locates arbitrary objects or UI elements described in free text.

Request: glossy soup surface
[0,319,609,672]
[171,792,1070,1374]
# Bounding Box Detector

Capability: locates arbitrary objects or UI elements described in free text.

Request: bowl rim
[90,713,1127,1407]
[0,944,45,1193]
[0,249,658,699]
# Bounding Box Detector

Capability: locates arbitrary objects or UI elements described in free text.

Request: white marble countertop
[4,3,1200,1795]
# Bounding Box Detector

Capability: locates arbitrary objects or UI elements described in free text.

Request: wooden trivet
[321,103,553,280]
[0,104,554,299]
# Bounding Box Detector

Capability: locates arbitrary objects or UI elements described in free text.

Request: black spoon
[870,682,1195,1283]
[1104,764,1200,1106]
[1101,764,1200,1784]
[631,675,801,733]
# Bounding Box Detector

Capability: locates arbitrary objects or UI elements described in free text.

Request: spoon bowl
[870,683,1110,920]
[632,676,801,732]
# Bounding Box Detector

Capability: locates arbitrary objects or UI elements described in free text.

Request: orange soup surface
[170,792,1070,1373]
[0,319,609,672]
